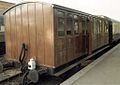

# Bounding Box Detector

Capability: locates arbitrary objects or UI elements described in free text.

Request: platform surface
[61,44,120,85]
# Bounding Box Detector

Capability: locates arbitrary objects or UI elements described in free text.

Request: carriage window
[82,17,87,35]
[99,20,101,33]
[97,19,100,34]
[74,21,79,34]
[99,19,101,34]
[58,18,65,36]
[105,21,108,32]
[57,11,64,18]
[57,11,65,36]
[66,13,73,35]
[93,18,97,35]
[101,20,103,33]
[74,15,79,34]
[105,21,107,33]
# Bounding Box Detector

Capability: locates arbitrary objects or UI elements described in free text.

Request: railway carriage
[92,16,110,51]
[111,19,120,42]
[98,16,120,44]
[2,1,120,84]
[3,2,94,69]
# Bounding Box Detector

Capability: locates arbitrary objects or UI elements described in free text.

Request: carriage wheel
[21,71,32,85]
[21,70,39,85]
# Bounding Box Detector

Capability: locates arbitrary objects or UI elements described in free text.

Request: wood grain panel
[35,3,45,65]
[55,38,67,66]
[74,36,81,58]
[55,50,66,66]
[9,8,17,59]
[43,4,54,66]
[5,12,12,59]
[5,2,55,67]
[28,3,37,60]
[15,6,23,60]
[66,37,74,62]
[21,4,30,61]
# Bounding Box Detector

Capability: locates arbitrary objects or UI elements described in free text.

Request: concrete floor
[61,44,120,85]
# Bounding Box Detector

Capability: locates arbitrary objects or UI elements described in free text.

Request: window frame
[56,9,66,37]
[66,12,74,36]
[73,14,79,35]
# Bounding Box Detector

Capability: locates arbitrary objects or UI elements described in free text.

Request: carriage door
[87,17,92,54]
[55,10,67,66]
[66,13,74,62]
[108,20,113,44]
[81,16,89,55]
[73,15,82,58]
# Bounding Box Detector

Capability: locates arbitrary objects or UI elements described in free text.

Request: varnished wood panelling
[43,4,54,66]
[35,3,45,65]
[5,12,12,59]
[74,36,81,58]
[27,3,37,60]
[66,37,74,62]
[9,8,17,59]
[15,6,23,60]
[21,4,30,61]
[5,2,54,67]
[56,38,66,51]
[55,38,67,66]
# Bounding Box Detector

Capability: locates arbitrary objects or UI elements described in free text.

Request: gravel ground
[1,74,62,85]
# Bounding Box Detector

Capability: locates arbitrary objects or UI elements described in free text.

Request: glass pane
[82,17,87,35]
[67,13,73,18]
[73,15,79,34]
[58,18,64,31]
[74,21,79,34]
[67,13,73,35]
[96,19,99,41]
[73,15,78,20]
[57,18,65,36]
[58,31,65,36]
[57,11,65,18]
[67,19,73,30]
[67,19,73,35]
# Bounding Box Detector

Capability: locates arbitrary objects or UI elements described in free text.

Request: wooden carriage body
[4,2,110,69]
